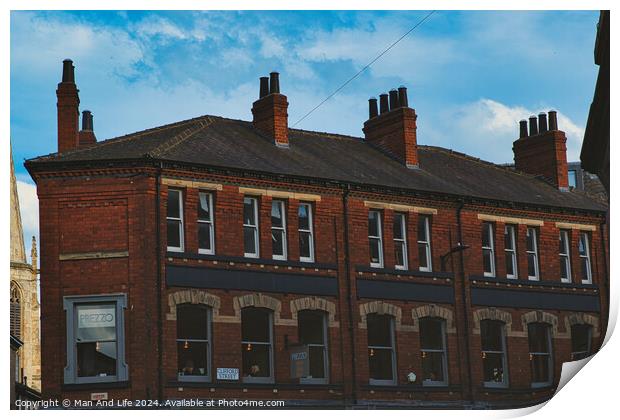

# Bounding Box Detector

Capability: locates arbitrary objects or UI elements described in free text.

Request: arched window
[10,284,21,339]
[528,322,553,387]
[480,320,508,387]
[241,307,274,383]
[298,310,328,384]
[367,313,396,385]
[419,317,448,386]
[177,304,211,381]
[571,324,592,361]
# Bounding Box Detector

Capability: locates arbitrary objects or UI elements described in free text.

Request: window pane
[528,324,549,353]
[527,254,537,277]
[395,243,405,267]
[559,231,568,253]
[420,318,444,350]
[177,341,208,377]
[505,252,515,276]
[578,234,587,256]
[418,217,428,241]
[504,226,514,250]
[367,314,392,347]
[368,212,380,237]
[242,343,270,377]
[167,190,180,218]
[76,304,117,342]
[483,250,493,273]
[243,198,256,225]
[530,355,550,383]
[369,238,381,264]
[483,353,505,383]
[241,308,270,343]
[560,256,569,279]
[271,201,284,228]
[481,321,503,351]
[581,258,589,280]
[167,220,181,248]
[526,229,535,252]
[198,223,212,250]
[299,311,325,345]
[418,243,429,268]
[568,170,577,188]
[272,230,284,256]
[421,352,445,382]
[77,341,117,378]
[298,205,310,230]
[299,232,311,258]
[198,193,211,220]
[244,227,256,255]
[571,325,591,354]
[369,348,393,380]
[177,305,208,340]
[393,214,404,239]
[308,346,326,378]
[482,223,492,247]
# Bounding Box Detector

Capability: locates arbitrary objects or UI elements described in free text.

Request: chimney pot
[259,77,269,98]
[528,115,538,136]
[82,110,93,131]
[269,72,280,94]
[379,93,389,114]
[519,119,528,138]
[62,59,75,83]
[389,89,399,110]
[368,97,378,119]
[538,112,548,133]
[398,86,408,108]
[548,110,558,130]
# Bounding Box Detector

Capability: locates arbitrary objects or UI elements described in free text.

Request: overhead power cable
[292,10,437,128]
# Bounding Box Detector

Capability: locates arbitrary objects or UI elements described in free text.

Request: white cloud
[423,98,585,163]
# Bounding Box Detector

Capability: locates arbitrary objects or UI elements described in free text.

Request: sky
[10,10,601,261]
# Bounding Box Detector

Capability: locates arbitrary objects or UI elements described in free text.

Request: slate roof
[26,114,605,212]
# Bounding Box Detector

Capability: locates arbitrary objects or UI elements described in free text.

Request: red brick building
[25,60,609,408]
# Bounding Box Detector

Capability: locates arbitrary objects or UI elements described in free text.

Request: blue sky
[10,10,600,256]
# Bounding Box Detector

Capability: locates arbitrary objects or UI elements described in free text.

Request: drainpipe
[156,163,164,402]
[599,217,610,344]
[342,184,358,405]
[456,199,475,406]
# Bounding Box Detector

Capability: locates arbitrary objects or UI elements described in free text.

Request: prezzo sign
[216,368,239,381]
[78,308,115,329]
[290,345,309,379]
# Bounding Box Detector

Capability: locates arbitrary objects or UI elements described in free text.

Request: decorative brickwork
[411,304,456,333]
[521,310,559,337]
[358,301,402,330]
[166,289,221,321]
[290,297,338,327]
[565,313,600,338]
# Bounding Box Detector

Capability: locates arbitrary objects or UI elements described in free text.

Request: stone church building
[10,150,41,392]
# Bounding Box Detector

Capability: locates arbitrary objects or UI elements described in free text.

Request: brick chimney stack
[513,110,569,191]
[363,86,419,169]
[251,72,289,147]
[57,59,80,153]
[78,110,97,146]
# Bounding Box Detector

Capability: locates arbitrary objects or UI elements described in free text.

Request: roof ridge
[147,116,216,158]
[289,127,363,142]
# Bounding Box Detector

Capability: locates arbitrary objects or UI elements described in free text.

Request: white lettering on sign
[91,392,108,401]
[216,368,239,380]
[78,308,115,329]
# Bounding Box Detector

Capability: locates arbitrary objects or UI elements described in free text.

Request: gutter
[155,163,164,402]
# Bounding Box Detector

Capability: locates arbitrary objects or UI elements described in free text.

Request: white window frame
[420,317,449,387]
[504,225,518,279]
[243,197,260,258]
[167,189,184,252]
[579,232,592,284]
[368,210,384,268]
[367,314,396,386]
[481,320,509,388]
[393,213,408,270]
[176,304,212,382]
[528,323,553,388]
[197,192,215,255]
[63,294,128,385]
[298,311,329,385]
[241,308,274,384]
[526,228,540,281]
[418,215,432,272]
[298,203,315,263]
[271,200,287,260]
[559,230,572,283]
[482,222,496,277]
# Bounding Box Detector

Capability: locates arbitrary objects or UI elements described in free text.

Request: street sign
[216,367,239,380]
